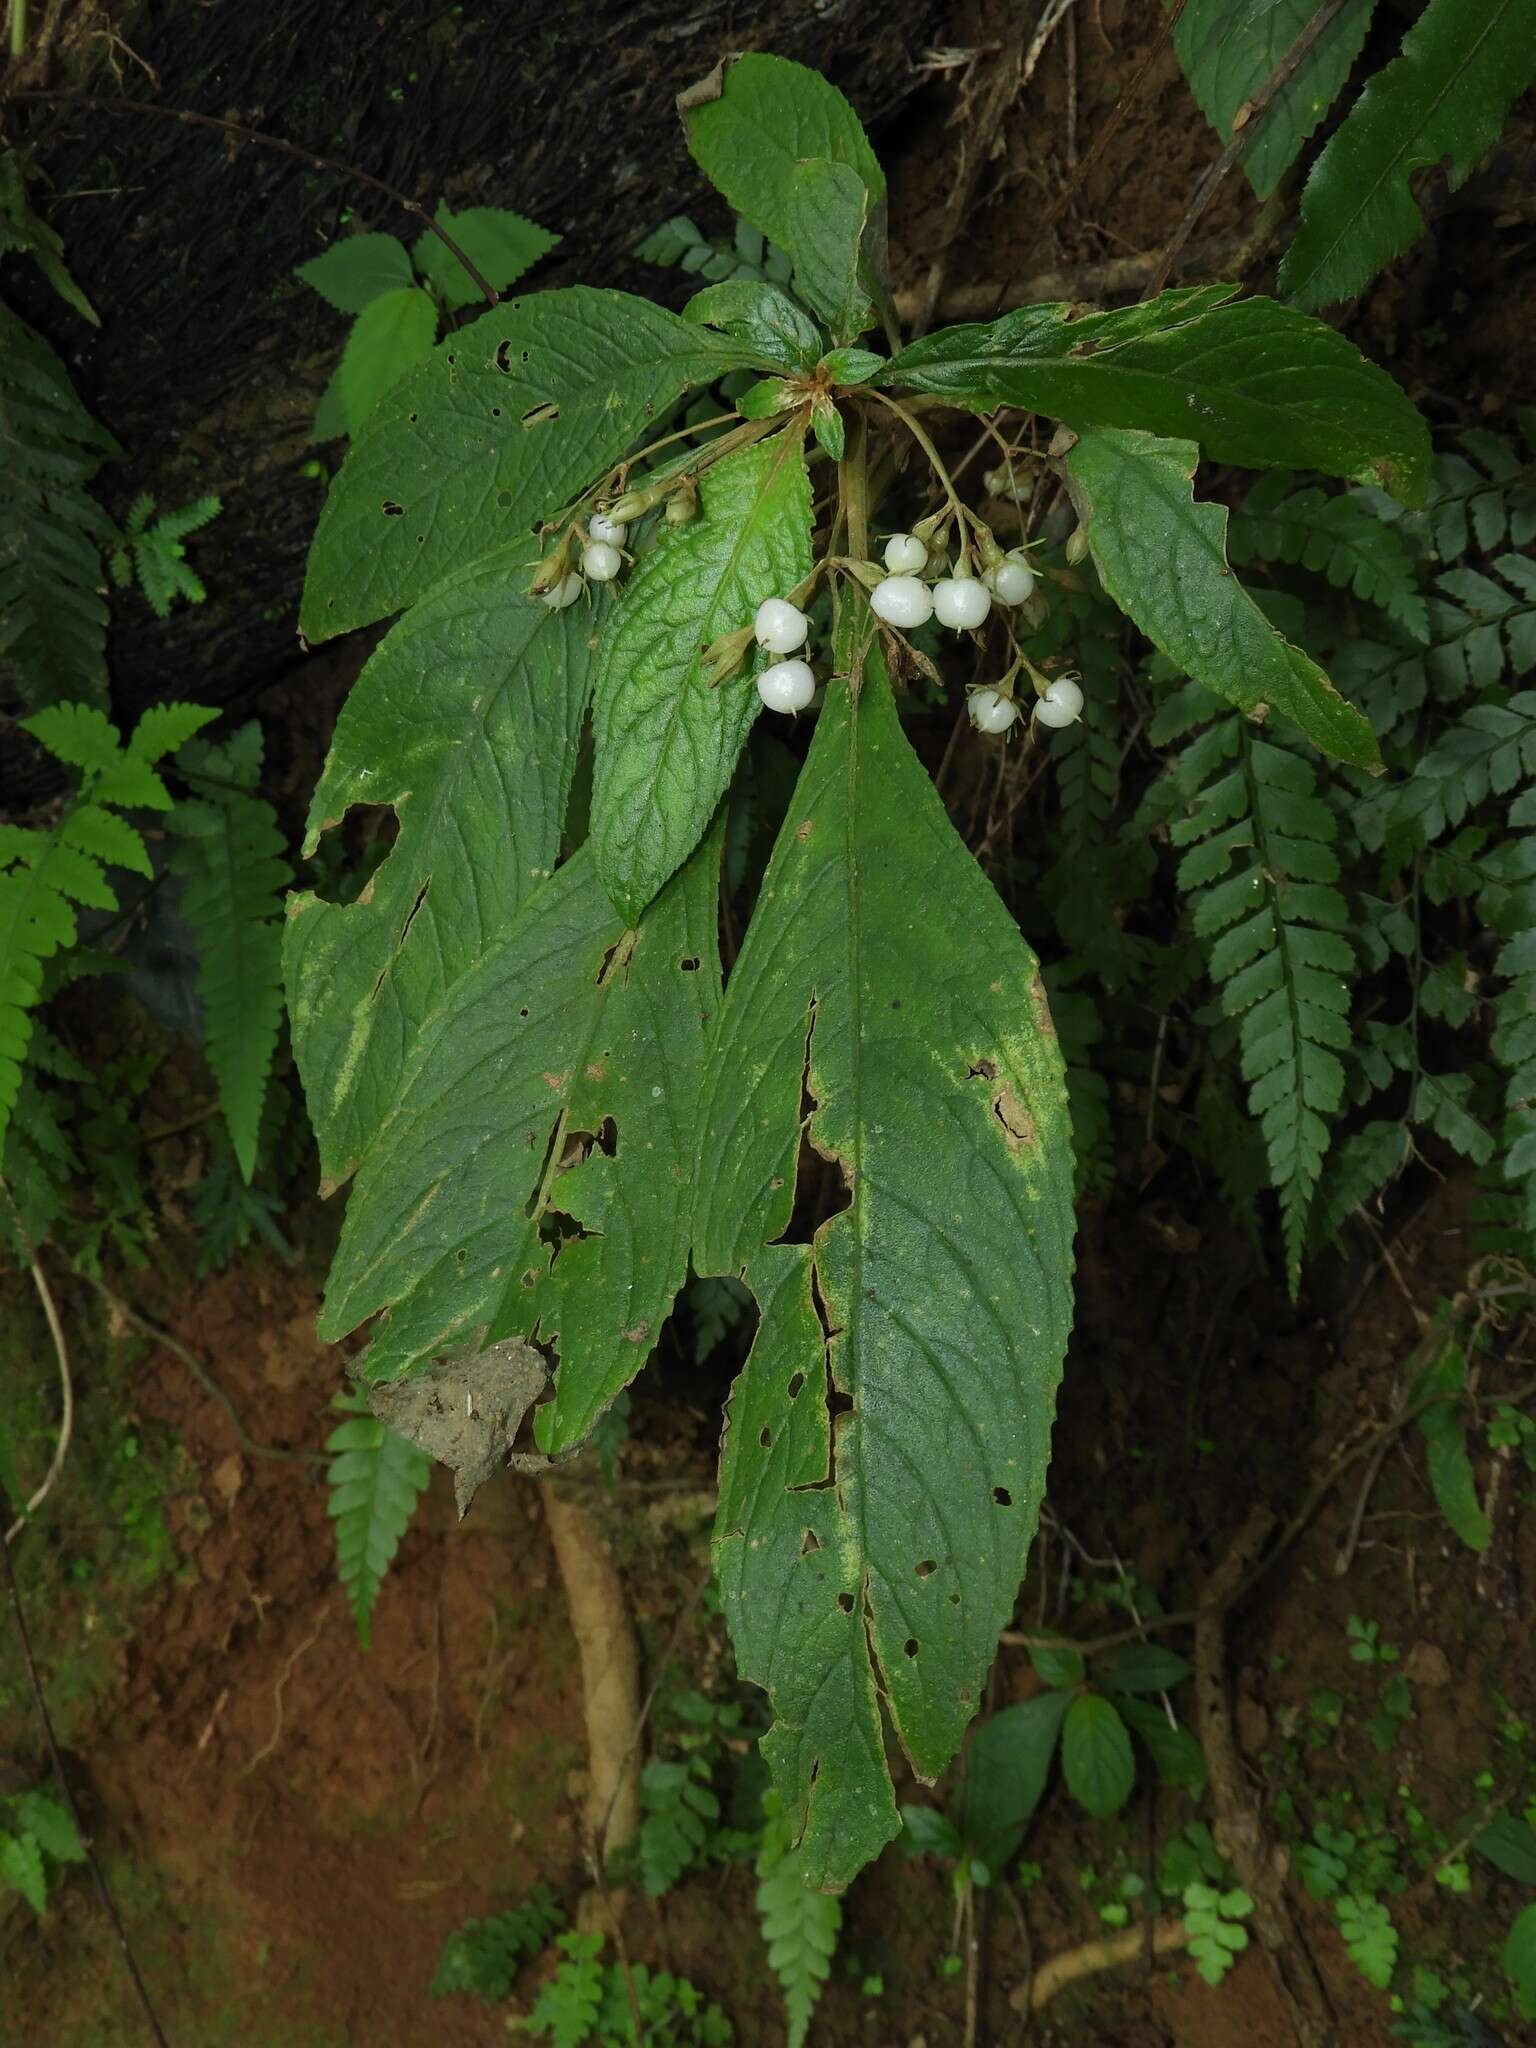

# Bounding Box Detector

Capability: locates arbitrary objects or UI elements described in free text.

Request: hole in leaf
[495,339,513,371]
[593,1116,617,1159]
[915,1559,936,1579]
[307,803,400,906]
[679,955,701,973]
[759,1427,772,1449]
[993,1486,1013,1508]
[904,1638,918,1659]
[522,1269,539,1288]
[787,1372,805,1400]
[490,406,502,418]
[837,1592,854,1615]
[968,1057,998,1081]
[800,1529,820,1557]
[948,1592,961,1607]
[521,400,560,429]
[407,411,418,424]
[770,1003,853,1249]
[382,501,404,517]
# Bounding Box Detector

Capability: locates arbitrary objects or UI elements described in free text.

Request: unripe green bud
[1065,526,1090,566]
[665,482,699,526]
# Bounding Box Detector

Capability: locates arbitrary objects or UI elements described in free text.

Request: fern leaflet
[756,1795,841,2048]
[1231,473,1428,640]
[431,1886,565,2000]
[520,1931,605,2047]
[1359,691,1536,866]
[170,723,292,1181]
[108,491,221,617]
[0,702,214,1157]
[325,1389,431,1647]
[0,305,118,710]
[1172,716,1354,1281]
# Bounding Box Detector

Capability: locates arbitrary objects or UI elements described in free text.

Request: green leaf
[295,232,414,313]
[900,1805,966,1860]
[317,837,718,1451]
[692,628,1075,1890]
[412,203,560,311]
[1475,1811,1536,1884]
[957,1693,1072,1867]
[1337,1891,1397,1989]
[591,428,812,923]
[1099,1643,1192,1693]
[1027,1644,1085,1689]
[1506,1901,1536,2023]
[0,1831,47,1913]
[1279,0,1536,310]
[683,280,825,372]
[430,1887,565,2000]
[301,289,758,639]
[286,542,601,1189]
[1115,1696,1208,1791]
[784,159,874,342]
[1064,428,1380,768]
[1418,1395,1491,1552]
[883,287,1429,501]
[0,152,98,324]
[8,1790,83,1864]
[338,286,440,437]
[681,53,888,335]
[1172,0,1377,199]
[326,1391,432,1647]
[1060,1695,1136,1818]
[171,736,292,1182]
[312,361,347,443]
[757,1798,842,2048]
[0,305,118,712]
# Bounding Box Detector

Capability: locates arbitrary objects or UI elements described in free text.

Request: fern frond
[431,1886,565,2000]
[0,305,117,711]
[109,493,221,619]
[1173,718,1353,1283]
[170,724,292,1180]
[325,1390,431,1647]
[522,1931,605,2047]
[633,213,792,287]
[1427,423,1536,564]
[1310,1119,1411,1249]
[1360,691,1536,862]
[1231,475,1428,640]
[0,1071,76,1258]
[756,1797,841,2048]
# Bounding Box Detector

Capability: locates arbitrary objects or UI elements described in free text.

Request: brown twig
[1,1529,172,2047]
[1143,0,1351,298]
[4,91,499,306]
[2,1182,74,1545]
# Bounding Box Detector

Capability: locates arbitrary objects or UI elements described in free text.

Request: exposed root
[1011,1918,1188,2012]
[539,1480,642,1860]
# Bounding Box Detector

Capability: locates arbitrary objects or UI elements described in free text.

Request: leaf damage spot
[795,818,815,843]
[991,1084,1035,1154]
[520,400,560,429]
[622,1321,651,1345]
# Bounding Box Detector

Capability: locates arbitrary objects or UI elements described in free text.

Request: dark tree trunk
[3,0,939,729]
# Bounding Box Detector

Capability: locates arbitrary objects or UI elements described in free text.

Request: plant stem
[840,406,871,564]
[863,387,973,558]
[1,1527,172,2046]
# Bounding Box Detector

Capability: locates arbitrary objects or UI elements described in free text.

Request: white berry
[969,688,1018,735]
[985,554,1036,606]
[933,577,992,631]
[1034,677,1085,728]
[757,659,815,713]
[541,572,583,610]
[883,532,929,575]
[581,541,622,583]
[869,575,934,629]
[754,597,809,654]
[589,512,628,546]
